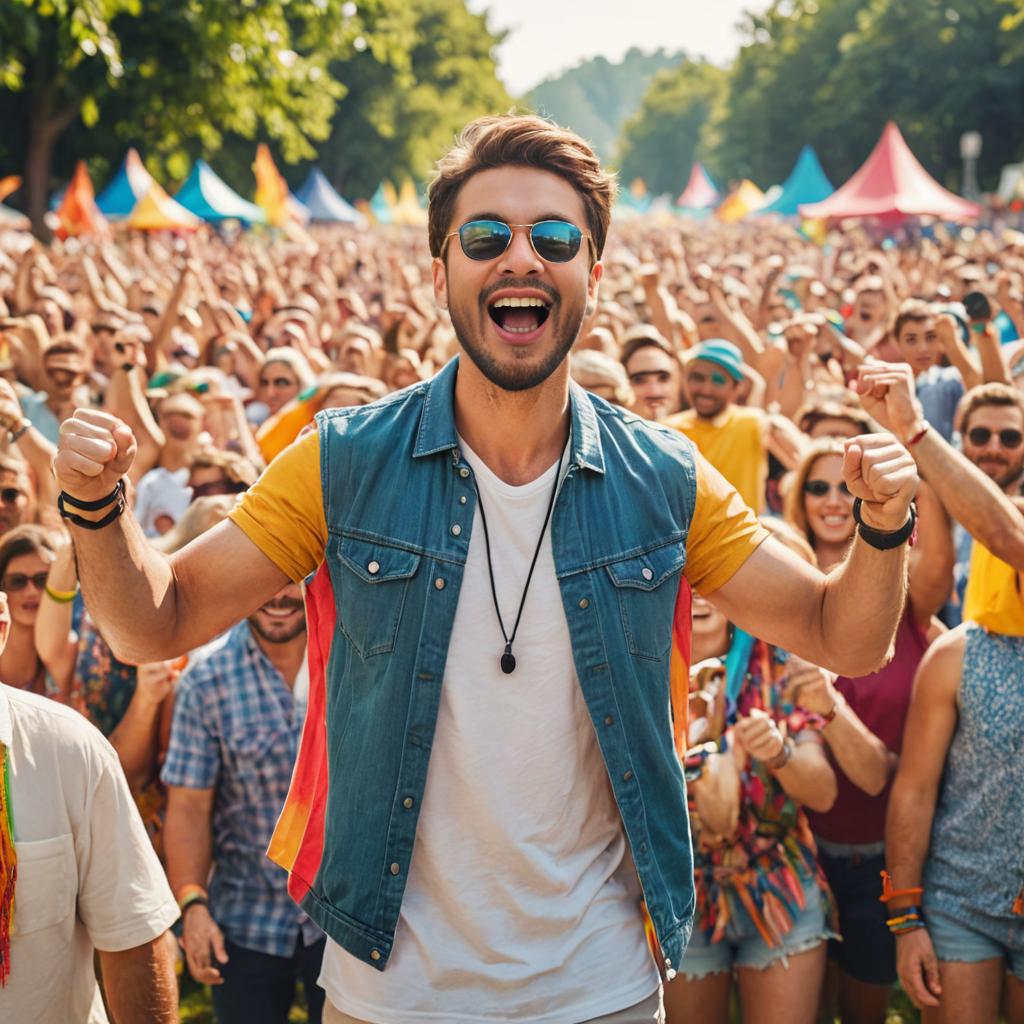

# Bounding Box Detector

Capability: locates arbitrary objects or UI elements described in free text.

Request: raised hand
[854,363,924,442]
[843,433,919,532]
[55,409,137,503]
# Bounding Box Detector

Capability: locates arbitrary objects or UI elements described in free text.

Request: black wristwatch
[852,498,917,551]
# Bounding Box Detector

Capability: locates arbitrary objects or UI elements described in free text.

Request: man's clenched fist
[55,409,137,502]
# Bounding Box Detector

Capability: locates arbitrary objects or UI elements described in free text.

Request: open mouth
[822,514,851,528]
[488,296,552,337]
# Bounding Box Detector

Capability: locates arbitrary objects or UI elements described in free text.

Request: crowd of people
[0,114,1023,1024]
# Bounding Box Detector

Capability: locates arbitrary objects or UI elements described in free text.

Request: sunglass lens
[0,489,19,504]
[1002,430,1024,448]
[804,480,829,496]
[530,220,582,263]
[459,220,512,261]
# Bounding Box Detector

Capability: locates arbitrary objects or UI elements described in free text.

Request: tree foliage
[616,61,726,196]
[528,48,686,162]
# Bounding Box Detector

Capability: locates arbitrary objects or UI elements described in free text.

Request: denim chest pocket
[605,543,686,661]
[335,535,422,659]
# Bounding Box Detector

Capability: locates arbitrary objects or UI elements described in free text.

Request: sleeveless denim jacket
[301,357,699,976]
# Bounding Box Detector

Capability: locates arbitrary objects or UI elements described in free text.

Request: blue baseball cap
[687,339,744,382]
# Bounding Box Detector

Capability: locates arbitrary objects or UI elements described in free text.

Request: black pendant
[500,645,516,675]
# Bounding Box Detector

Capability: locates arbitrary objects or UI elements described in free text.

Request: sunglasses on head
[2,572,48,592]
[443,219,591,264]
[967,426,1024,449]
[0,487,24,505]
[803,479,852,498]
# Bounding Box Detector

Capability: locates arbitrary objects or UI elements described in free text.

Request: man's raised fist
[55,409,138,503]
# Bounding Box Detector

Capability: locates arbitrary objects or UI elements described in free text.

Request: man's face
[433,166,601,393]
[624,346,678,421]
[43,353,87,402]
[684,358,738,420]
[248,582,306,645]
[963,404,1024,490]
[0,470,31,534]
[894,317,941,376]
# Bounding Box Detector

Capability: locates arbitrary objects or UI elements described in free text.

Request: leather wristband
[852,498,916,551]
[58,479,127,531]
[180,896,210,917]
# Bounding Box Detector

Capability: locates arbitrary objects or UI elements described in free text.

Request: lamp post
[960,131,982,200]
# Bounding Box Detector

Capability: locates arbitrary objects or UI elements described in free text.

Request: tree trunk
[24,111,54,241]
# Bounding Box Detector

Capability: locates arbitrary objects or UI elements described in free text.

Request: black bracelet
[181,897,210,917]
[853,498,917,550]
[59,479,125,512]
[8,421,29,444]
[58,480,127,530]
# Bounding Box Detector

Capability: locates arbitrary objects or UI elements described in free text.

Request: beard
[448,278,585,393]
[248,598,306,645]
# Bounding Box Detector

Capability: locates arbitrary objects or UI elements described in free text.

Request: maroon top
[806,608,929,844]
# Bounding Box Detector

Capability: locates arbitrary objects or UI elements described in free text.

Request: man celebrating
[55,115,917,1024]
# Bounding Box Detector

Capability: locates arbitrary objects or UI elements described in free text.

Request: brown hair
[957,381,1024,434]
[619,324,675,370]
[783,438,847,549]
[892,298,932,341]
[43,335,89,362]
[797,399,873,437]
[0,524,60,583]
[427,114,617,261]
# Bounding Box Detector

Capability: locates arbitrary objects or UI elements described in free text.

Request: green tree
[528,48,687,162]
[615,60,727,197]
[307,0,512,199]
[0,0,407,233]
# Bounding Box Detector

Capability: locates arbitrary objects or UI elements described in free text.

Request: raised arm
[708,434,916,678]
[907,480,954,628]
[54,410,290,663]
[857,362,1024,568]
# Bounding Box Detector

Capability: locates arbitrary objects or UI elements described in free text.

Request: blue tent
[759,145,834,216]
[97,149,154,219]
[369,183,392,224]
[295,168,362,224]
[174,160,266,224]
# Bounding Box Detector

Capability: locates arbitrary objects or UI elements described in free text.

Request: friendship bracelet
[44,584,79,604]
[880,870,924,904]
[177,883,208,911]
[906,425,929,447]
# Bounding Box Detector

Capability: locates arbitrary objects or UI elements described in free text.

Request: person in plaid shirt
[161,581,325,1024]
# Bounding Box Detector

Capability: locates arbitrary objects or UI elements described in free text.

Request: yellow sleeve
[229,430,327,582]
[683,453,770,594]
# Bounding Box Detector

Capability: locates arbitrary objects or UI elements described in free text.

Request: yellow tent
[128,183,201,231]
[253,143,290,227]
[391,179,427,227]
[717,180,765,223]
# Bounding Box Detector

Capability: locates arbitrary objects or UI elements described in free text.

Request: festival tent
[368,182,393,224]
[717,179,765,223]
[97,149,155,219]
[55,161,110,239]
[174,160,266,225]
[799,122,979,223]
[127,183,201,231]
[759,145,834,216]
[676,163,719,210]
[295,168,363,224]
[392,180,428,227]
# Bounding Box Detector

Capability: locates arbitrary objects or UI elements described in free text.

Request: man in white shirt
[0,598,179,1023]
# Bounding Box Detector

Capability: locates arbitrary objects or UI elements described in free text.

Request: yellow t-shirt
[665,406,766,512]
[230,430,768,595]
[963,541,1024,636]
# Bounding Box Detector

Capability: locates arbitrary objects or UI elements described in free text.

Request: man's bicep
[705,537,826,658]
[169,520,291,651]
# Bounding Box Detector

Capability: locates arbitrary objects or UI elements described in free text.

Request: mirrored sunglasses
[445,219,590,264]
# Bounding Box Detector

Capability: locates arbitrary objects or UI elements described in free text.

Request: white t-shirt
[320,440,659,1023]
[0,685,179,1024]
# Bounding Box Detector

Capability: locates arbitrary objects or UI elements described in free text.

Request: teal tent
[295,168,363,224]
[97,149,155,219]
[174,160,266,224]
[760,146,834,216]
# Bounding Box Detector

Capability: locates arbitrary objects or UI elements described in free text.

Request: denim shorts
[680,877,835,979]
[927,905,1024,982]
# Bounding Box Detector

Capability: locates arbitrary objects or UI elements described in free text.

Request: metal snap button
[579,598,589,609]
[434,578,445,590]
[641,567,653,581]
[459,495,467,504]
[604,715,614,726]
[390,862,401,875]
[370,949,381,961]
[623,770,634,782]
[450,524,462,536]
[403,797,414,809]
[367,560,380,575]
[459,467,470,478]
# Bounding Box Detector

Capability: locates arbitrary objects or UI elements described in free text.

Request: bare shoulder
[912,622,967,701]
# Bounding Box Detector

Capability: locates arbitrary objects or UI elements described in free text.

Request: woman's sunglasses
[0,487,25,505]
[967,426,1024,449]
[803,479,852,498]
[443,220,592,264]
[2,572,48,592]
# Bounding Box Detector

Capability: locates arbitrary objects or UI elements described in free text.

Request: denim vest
[307,357,698,976]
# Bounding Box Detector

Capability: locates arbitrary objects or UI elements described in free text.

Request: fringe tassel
[0,744,16,986]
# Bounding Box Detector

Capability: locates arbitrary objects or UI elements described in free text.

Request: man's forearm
[819,535,908,677]
[885,779,937,904]
[99,936,177,1024]
[164,798,214,896]
[912,429,1024,568]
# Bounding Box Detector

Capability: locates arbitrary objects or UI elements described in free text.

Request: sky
[466,0,762,96]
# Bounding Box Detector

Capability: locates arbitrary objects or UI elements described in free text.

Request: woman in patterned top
[665,520,839,1024]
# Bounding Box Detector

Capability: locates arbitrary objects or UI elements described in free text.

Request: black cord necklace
[472,445,565,675]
